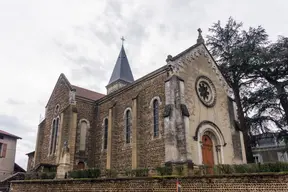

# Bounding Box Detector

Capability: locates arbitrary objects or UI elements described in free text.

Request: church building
[27,29,246,177]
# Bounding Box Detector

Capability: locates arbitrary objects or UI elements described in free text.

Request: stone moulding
[163,104,173,118]
[193,120,227,147]
[195,75,217,108]
[166,44,233,97]
[180,104,190,117]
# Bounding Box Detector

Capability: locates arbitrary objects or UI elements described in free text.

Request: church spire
[106,37,134,94]
[197,28,205,44]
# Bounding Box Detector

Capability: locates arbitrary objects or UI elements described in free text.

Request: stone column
[164,75,179,162]
[131,97,138,169]
[164,74,191,164]
[106,108,113,169]
[179,80,192,161]
[56,103,77,178]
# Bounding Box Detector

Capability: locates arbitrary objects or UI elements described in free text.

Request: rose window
[196,76,216,107]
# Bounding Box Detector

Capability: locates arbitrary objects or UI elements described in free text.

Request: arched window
[125,110,131,144]
[153,99,159,137]
[79,121,88,151]
[77,161,85,170]
[50,117,59,155]
[49,119,56,154]
[104,118,108,150]
[53,118,59,154]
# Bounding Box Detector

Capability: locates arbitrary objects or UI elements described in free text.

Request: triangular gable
[166,43,233,97]
[45,73,74,107]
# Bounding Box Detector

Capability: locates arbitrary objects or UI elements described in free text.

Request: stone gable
[35,75,71,166]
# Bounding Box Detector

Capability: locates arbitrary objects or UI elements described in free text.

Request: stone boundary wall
[10,173,288,192]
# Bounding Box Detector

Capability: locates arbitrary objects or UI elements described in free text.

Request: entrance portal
[202,135,214,173]
[77,161,85,170]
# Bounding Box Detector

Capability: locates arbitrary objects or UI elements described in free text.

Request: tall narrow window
[125,110,131,144]
[104,118,108,150]
[153,99,159,137]
[80,121,88,151]
[52,118,59,154]
[50,118,59,155]
[50,119,56,155]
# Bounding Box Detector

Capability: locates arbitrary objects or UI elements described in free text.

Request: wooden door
[77,162,85,170]
[202,135,214,174]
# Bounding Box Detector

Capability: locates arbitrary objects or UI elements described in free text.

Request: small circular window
[195,76,216,107]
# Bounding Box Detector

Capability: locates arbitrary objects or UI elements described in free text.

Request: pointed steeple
[106,39,134,94]
[108,45,134,84]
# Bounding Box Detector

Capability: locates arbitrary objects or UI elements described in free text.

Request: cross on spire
[121,36,125,45]
[197,28,205,44]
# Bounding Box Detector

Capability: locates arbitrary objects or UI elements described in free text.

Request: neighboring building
[252,132,288,163]
[29,30,246,178]
[26,151,35,172]
[0,130,22,180]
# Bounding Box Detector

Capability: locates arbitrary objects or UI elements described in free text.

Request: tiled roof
[72,85,105,101]
[0,130,21,139]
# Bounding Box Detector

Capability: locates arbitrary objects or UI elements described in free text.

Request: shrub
[215,164,234,174]
[68,168,101,179]
[156,166,172,176]
[131,168,149,177]
[105,169,118,178]
[25,172,56,180]
[211,162,288,175]
[175,165,184,176]
[88,168,101,178]
[124,168,132,177]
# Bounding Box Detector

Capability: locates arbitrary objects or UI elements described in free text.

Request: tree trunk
[233,85,254,163]
[276,84,288,126]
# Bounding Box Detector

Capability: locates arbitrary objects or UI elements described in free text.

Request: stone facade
[165,44,246,164]
[26,152,34,172]
[10,173,288,192]
[30,34,246,177]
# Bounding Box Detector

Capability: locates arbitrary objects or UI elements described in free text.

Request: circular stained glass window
[195,76,216,107]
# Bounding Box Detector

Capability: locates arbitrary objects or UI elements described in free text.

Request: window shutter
[2,144,7,158]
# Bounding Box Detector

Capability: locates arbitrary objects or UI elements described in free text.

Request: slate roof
[108,45,134,85]
[72,85,105,101]
[0,130,21,139]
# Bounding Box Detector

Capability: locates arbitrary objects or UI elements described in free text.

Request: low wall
[10,173,288,192]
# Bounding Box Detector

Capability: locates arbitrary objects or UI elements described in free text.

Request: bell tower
[106,37,134,94]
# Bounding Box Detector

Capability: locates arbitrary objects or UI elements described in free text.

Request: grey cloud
[53,39,78,53]
[6,98,25,105]
[105,0,123,18]
[0,114,33,133]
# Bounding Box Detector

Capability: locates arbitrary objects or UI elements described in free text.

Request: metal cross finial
[121,36,125,45]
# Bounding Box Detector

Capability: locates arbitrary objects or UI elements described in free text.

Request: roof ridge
[71,85,105,95]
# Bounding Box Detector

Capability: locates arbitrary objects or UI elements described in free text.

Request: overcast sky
[0,0,287,170]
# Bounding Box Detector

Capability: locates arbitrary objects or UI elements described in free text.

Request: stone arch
[102,117,109,150]
[78,119,90,151]
[193,121,226,146]
[123,107,132,144]
[149,96,162,108]
[49,116,60,156]
[194,121,226,164]
[54,104,60,115]
[77,161,85,170]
